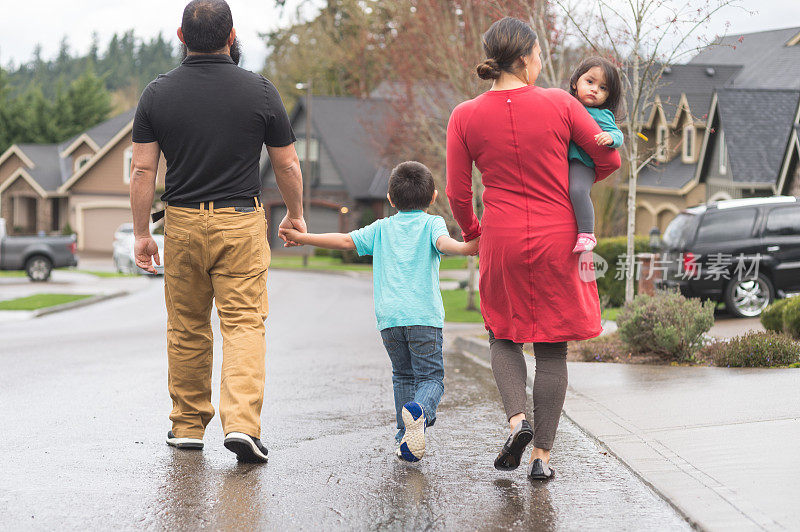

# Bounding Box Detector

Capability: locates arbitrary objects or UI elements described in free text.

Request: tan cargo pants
[163,200,270,439]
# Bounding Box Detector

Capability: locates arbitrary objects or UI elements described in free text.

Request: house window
[295,138,320,183]
[682,125,695,163]
[656,125,668,162]
[123,146,133,184]
[719,130,727,175]
[74,154,92,172]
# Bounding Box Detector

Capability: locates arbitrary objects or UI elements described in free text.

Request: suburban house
[0,109,166,252]
[260,96,393,250]
[630,26,800,234]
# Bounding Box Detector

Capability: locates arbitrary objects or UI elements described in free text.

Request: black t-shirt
[132,54,295,203]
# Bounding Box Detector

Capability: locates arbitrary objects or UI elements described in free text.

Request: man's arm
[279,228,356,250]
[267,144,306,245]
[130,141,161,273]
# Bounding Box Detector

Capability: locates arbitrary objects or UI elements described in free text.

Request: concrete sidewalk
[454,335,800,531]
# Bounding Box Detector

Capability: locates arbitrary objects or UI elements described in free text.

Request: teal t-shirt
[349,210,450,331]
[568,106,624,168]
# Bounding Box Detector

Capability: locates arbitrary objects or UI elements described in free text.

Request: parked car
[0,218,78,281]
[655,196,800,318]
[112,223,164,275]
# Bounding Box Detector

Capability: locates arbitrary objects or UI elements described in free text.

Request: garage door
[81,207,132,252]
[269,205,341,253]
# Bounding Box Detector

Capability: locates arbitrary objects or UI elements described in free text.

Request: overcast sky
[1,0,799,73]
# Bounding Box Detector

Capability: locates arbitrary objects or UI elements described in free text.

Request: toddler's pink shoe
[572,233,597,254]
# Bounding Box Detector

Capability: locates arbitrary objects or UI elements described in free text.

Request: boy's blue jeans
[380,325,445,443]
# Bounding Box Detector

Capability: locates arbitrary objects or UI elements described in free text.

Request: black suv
[655,196,800,318]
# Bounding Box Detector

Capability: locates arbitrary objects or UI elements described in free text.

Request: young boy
[280,161,478,462]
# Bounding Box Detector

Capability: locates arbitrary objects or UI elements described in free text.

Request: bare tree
[554,0,749,302]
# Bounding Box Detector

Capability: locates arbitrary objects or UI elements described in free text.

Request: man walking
[129,0,304,463]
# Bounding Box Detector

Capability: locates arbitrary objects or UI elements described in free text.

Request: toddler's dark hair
[388,161,436,211]
[569,56,622,116]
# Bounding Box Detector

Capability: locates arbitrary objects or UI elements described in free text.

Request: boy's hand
[463,237,480,256]
[279,227,303,246]
[595,132,613,146]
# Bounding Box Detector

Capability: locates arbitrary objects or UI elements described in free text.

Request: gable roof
[292,96,393,200]
[689,26,800,89]
[638,155,697,190]
[654,64,741,123]
[60,108,137,156]
[15,144,64,192]
[717,88,800,184]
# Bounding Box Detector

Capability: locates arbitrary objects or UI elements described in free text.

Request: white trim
[654,203,681,215]
[776,99,800,194]
[59,134,100,158]
[670,94,692,129]
[637,200,657,216]
[123,146,133,185]
[719,129,727,175]
[58,120,134,193]
[0,168,48,198]
[682,125,696,163]
[74,200,131,250]
[656,124,669,162]
[708,191,733,203]
[694,93,718,183]
[0,145,36,170]
[74,154,93,172]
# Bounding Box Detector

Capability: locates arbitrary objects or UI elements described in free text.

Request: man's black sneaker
[224,432,269,463]
[166,431,204,450]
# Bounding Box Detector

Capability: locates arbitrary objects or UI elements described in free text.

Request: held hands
[595,132,614,146]
[278,214,307,247]
[134,235,160,274]
[462,237,480,256]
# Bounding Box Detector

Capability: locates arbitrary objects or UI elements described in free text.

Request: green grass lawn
[0,293,92,311]
[0,271,26,278]
[602,307,621,322]
[441,289,483,323]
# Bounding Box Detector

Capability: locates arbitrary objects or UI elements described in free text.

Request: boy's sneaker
[398,402,425,462]
[166,430,203,450]
[572,233,597,254]
[223,432,269,463]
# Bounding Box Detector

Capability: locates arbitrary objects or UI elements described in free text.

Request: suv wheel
[25,255,53,282]
[723,273,774,318]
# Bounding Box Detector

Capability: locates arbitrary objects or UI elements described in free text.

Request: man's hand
[463,237,480,256]
[134,235,160,274]
[595,132,614,146]
[279,214,307,247]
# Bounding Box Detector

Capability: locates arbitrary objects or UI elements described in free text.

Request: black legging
[488,331,568,450]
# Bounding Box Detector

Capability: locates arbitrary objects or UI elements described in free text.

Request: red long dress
[446,85,621,343]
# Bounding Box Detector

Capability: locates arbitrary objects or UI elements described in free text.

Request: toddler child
[280,161,478,462]
[567,56,624,253]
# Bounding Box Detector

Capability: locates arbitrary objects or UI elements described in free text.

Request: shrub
[783,297,800,339]
[594,236,650,307]
[761,299,791,333]
[616,289,715,361]
[701,331,800,367]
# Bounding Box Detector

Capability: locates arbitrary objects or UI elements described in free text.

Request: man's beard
[181,36,241,65]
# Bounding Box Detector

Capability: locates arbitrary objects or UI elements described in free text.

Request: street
[0,270,688,530]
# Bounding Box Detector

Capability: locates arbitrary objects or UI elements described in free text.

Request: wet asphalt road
[0,270,689,530]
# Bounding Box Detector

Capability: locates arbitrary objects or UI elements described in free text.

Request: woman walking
[445,17,620,479]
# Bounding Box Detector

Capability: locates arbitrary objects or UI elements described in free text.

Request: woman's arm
[445,107,481,242]
[568,98,622,182]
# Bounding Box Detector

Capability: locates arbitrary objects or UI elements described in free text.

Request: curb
[452,334,705,530]
[0,292,129,322]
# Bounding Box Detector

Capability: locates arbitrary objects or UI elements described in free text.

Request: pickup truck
[0,218,78,281]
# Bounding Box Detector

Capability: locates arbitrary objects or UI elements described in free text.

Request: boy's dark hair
[569,56,622,116]
[388,161,436,211]
[181,0,233,53]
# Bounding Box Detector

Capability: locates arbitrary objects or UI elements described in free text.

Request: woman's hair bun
[476,58,501,80]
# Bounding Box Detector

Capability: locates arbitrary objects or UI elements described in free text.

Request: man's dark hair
[388,161,436,211]
[181,0,233,53]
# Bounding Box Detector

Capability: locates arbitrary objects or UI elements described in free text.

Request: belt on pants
[151,197,261,222]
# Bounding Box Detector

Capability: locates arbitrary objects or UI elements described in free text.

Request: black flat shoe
[224,432,269,463]
[494,419,533,471]
[527,458,555,480]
